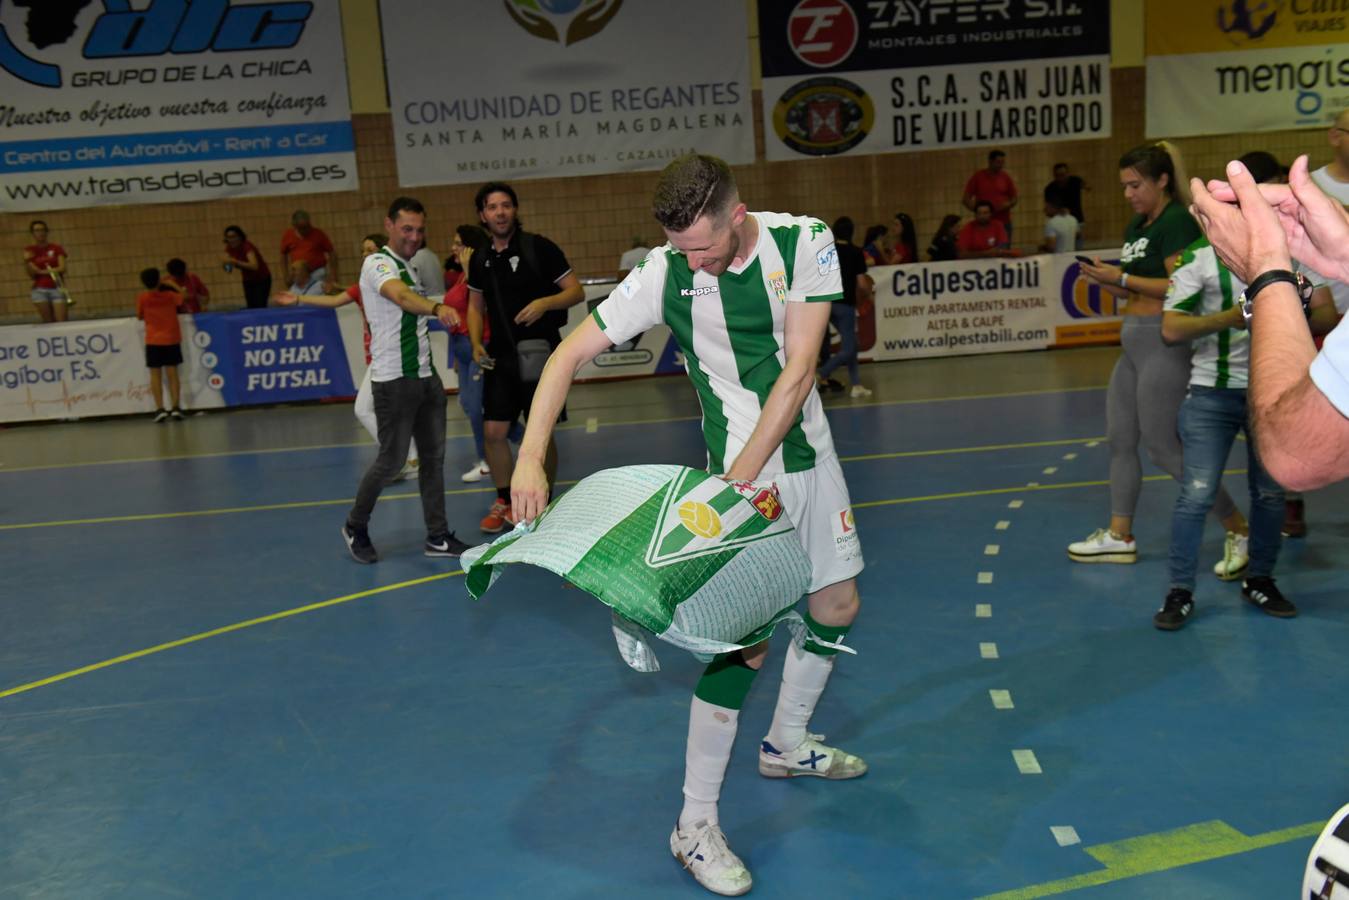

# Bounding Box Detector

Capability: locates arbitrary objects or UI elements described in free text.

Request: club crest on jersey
[768,270,788,303]
[751,489,783,521]
[510,255,520,272]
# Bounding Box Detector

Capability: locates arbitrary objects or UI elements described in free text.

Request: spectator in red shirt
[892,212,918,264]
[137,267,186,422]
[25,220,69,323]
[957,201,1020,259]
[963,149,1019,240]
[164,258,209,312]
[279,210,337,290]
[221,225,272,309]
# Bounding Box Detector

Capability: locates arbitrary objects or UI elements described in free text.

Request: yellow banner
[1146,0,1349,56]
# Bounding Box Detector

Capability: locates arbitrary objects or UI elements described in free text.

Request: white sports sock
[765,642,835,753]
[679,696,740,829]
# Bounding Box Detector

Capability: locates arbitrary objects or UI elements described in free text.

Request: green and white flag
[462,465,825,672]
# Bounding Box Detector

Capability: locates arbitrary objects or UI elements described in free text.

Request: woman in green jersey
[1067,142,1247,573]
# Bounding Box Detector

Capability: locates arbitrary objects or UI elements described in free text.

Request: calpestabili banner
[0,1,357,212]
[758,0,1111,161]
[380,0,754,186]
[1145,0,1349,138]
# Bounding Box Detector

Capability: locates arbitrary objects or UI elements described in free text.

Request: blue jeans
[1168,386,1284,590]
[450,333,520,460]
[818,304,860,384]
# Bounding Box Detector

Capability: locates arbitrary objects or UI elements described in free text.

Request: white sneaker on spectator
[670,819,752,897]
[1213,531,1250,581]
[1067,528,1137,563]
[394,459,419,483]
[461,460,489,483]
[849,384,873,398]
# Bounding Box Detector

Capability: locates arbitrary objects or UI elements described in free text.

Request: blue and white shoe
[759,733,868,780]
[670,819,751,897]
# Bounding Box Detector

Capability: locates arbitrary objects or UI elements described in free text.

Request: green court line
[0,571,464,701]
[976,818,1322,899]
[0,384,1106,474]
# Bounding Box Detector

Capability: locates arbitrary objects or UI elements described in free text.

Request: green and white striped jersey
[592,212,844,475]
[362,246,434,382]
[1165,239,1250,389]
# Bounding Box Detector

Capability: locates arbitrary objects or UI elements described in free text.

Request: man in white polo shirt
[342,196,468,564]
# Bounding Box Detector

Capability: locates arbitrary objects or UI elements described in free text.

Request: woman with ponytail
[1068,142,1248,574]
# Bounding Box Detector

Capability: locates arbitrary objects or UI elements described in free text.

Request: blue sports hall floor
[3,346,1346,899]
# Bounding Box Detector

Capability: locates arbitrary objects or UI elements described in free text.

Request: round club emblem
[787,0,859,69]
[773,76,873,157]
[207,373,225,391]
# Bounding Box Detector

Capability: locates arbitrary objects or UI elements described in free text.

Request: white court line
[1007,499,1023,508]
[984,544,1000,556]
[977,572,994,584]
[1062,452,1078,460]
[1086,441,1100,448]
[585,417,599,433]
[1051,826,1081,847]
[995,520,1010,530]
[975,603,992,618]
[980,642,999,659]
[1043,467,1058,475]
[1026,481,1040,487]
[989,689,1014,709]
[1012,749,1042,774]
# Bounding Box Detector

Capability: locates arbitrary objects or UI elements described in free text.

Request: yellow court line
[0,571,464,701]
[0,383,1107,474]
[854,470,1246,509]
[976,818,1322,899]
[0,436,1108,531]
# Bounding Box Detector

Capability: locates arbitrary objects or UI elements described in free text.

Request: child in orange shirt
[136,267,186,422]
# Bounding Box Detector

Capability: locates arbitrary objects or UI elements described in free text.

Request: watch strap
[1240,269,1304,323]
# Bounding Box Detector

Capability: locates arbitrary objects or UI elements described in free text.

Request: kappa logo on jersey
[772,76,873,157]
[768,271,788,303]
[679,285,719,298]
[0,0,312,88]
[503,0,624,47]
[787,0,858,69]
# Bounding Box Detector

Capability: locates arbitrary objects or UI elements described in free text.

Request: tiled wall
[2,69,1334,323]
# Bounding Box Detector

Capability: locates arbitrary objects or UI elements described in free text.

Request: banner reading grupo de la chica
[1145,0,1349,138]
[758,0,1111,160]
[0,1,357,211]
[380,0,754,186]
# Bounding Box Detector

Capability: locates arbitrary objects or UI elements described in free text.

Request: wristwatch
[1239,269,1313,324]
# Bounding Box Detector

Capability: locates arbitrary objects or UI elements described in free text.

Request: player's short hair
[475,181,518,212]
[363,232,384,248]
[140,267,160,289]
[652,153,737,232]
[165,258,187,278]
[988,150,1006,162]
[832,216,855,242]
[29,219,47,232]
[387,196,425,221]
[224,225,246,240]
[291,209,310,225]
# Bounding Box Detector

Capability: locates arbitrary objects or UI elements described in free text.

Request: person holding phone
[1068,142,1248,577]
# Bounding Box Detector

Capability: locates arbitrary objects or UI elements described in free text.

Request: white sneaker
[394,459,419,482]
[1213,531,1250,581]
[849,384,873,398]
[670,819,752,897]
[461,460,489,483]
[759,733,867,780]
[1067,528,1137,564]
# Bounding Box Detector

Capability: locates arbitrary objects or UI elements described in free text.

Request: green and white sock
[681,652,759,828]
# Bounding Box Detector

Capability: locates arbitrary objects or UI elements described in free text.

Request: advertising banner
[1145,0,1349,137]
[0,319,147,421]
[758,0,1111,161]
[380,0,754,186]
[0,1,357,211]
[864,253,1123,361]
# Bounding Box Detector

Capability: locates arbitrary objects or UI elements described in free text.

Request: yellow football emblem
[678,500,722,538]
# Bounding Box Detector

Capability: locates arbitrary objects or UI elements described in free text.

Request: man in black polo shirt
[467,181,586,533]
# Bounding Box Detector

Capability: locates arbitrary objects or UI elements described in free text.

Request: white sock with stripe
[765,642,834,753]
[679,696,739,829]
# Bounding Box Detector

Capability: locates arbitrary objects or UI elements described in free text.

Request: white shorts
[772,455,863,594]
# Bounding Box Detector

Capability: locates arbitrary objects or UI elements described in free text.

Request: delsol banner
[0,2,356,212]
[758,0,1111,161]
[864,253,1122,361]
[1145,0,1349,137]
[380,0,754,186]
[186,307,355,408]
[0,318,147,421]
